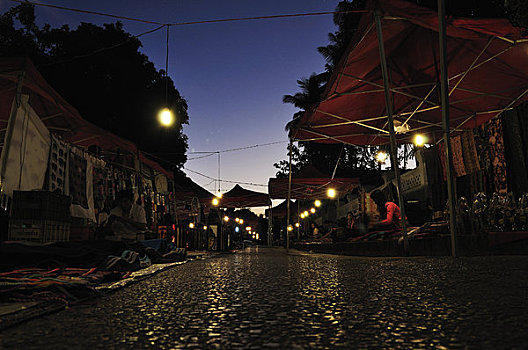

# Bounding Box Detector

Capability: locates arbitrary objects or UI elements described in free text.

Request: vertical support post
[375,13,409,253]
[0,72,25,191]
[297,200,300,239]
[268,204,273,246]
[438,0,458,257]
[286,139,293,250]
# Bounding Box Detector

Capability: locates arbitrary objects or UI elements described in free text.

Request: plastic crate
[9,219,70,242]
[11,191,71,222]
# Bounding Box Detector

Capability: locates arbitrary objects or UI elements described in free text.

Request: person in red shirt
[369,190,403,230]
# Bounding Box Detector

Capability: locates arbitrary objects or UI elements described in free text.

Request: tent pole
[286,139,293,251]
[0,72,25,193]
[438,0,458,257]
[268,204,273,246]
[375,13,409,254]
[297,200,300,240]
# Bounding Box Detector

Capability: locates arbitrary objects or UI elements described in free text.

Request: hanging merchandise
[487,118,508,194]
[47,135,68,194]
[461,130,480,174]
[69,150,88,209]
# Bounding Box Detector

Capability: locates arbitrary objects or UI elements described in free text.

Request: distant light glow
[246,226,252,231]
[239,219,244,224]
[310,208,316,214]
[287,225,293,231]
[158,108,174,127]
[235,218,240,222]
[189,222,194,229]
[375,151,388,163]
[215,191,223,198]
[327,188,336,199]
[303,210,309,217]
[413,134,426,147]
[300,213,305,219]
[223,216,229,222]
[235,226,240,233]
[212,197,219,206]
[203,225,208,230]
[295,222,300,228]
[314,200,321,207]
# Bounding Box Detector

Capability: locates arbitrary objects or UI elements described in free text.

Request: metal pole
[286,139,293,250]
[297,200,300,239]
[375,13,409,254]
[268,204,273,246]
[438,0,458,257]
[0,72,25,190]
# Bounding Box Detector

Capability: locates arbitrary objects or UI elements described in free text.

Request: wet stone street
[1,247,528,349]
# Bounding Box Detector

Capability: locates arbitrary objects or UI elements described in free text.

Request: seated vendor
[106,189,147,241]
[368,190,404,231]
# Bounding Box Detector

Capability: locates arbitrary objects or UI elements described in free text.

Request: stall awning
[204,184,271,208]
[268,166,359,199]
[291,0,528,145]
[0,57,174,180]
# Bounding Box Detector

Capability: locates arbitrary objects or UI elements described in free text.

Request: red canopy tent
[290,0,528,255]
[291,0,528,145]
[0,57,174,180]
[205,184,270,208]
[265,199,296,217]
[268,166,359,200]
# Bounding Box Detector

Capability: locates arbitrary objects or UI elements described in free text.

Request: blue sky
[1,0,341,198]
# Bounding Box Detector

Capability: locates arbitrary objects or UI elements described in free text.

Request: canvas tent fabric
[268,166,359,199]
[0,95,50,196]
[291,0,528,145]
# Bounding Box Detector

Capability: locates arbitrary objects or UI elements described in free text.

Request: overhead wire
[9,1,367,27]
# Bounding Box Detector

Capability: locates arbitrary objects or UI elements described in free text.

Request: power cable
[9,0,366,27]
[183,167,267,187]
[9,0,164,25]
[37,24,166,67]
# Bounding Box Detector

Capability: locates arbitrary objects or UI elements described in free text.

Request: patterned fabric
[47,135,68,194]
[461,130,480,174]
[438,136,466,179]
[488,117,508,194]
[69,151,88,208]
[451,135,466,177]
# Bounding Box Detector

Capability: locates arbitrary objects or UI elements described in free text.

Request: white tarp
[0,95,50,196]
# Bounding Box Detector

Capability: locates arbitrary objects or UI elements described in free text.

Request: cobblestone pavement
[1,247,528,349]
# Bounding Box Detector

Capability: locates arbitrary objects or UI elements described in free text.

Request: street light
[327,188,336,199]
[158,108,174,127]
[314,200,321,207]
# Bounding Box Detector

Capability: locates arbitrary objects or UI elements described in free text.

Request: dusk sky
[1,0,341,199]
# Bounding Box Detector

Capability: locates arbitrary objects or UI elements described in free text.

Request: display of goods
[8,219,70,242]
[11,191,71,222]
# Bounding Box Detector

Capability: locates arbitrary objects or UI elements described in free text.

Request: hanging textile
[423,145,446,211]
[69,151,88,208]
[502,106,528,194]
[460,130,480,174]
[69,148,104,222]
[438,136,467,180]
[0,95,50,196]
[47,135,68,194]
[488,117,508,194]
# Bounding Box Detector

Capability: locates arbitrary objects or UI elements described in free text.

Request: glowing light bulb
[158,108,174,127]
[314,200,321,207]
[327,188,336,198]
